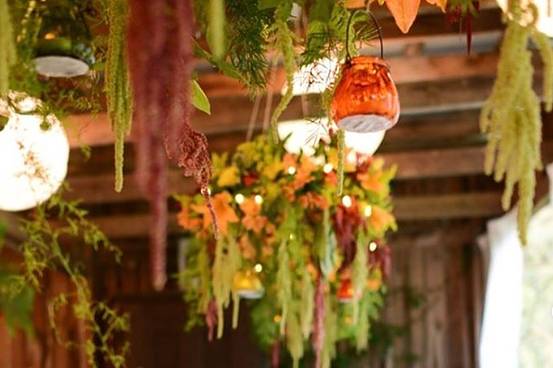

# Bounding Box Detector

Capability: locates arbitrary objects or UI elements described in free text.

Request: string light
[347,151,357,164]
[323,163,333,173]
[254,194,263,205]
[287,166,297,175]
[234,193,245,204]
[254,263,263,273]
[369,242,378,252]
[364,205,373,217]
[341,195,352,208]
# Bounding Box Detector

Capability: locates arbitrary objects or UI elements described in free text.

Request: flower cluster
[176,134,396,367]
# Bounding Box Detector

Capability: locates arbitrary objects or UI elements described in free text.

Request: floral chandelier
[176,134,396,367]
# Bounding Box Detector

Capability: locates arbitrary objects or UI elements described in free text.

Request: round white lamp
[0,94,69,211]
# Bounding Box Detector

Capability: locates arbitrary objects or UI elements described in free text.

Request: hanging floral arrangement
[176,134,396,367]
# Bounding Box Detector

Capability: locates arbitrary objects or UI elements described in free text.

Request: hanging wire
[246,94,261,141]
[345,9,384,61]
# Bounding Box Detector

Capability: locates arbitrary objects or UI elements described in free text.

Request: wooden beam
[66,72,500,148]
[66,141,553,204]
[86,192,504,239]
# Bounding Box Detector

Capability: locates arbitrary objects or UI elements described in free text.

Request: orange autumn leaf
[239,235,257,260]
[240,198,268,234]
[191,192,238,235]
[385,0,421,33]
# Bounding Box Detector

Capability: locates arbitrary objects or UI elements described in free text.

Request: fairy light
[289,234,295,240]
[287,166,297,175]
[364,205,373,217]
[323,163,333,173]
[254,194,263,205]
[341,195,352,208]
[254,263,263,273]
[234,193,245,204]
[369,242,378,252]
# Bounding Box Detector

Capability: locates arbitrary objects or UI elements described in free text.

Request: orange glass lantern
[331,56,400,133]
[232,270,264,299]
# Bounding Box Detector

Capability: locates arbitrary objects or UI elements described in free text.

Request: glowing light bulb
[289,234,295,240]
[254,263,263,273]
[234,193,245,204]
[254,194,263,205]
[341,195,352,208]
[364,205,373,217]
[347,151,357,164]
[287,166,297,175]
[369,242,378,252]
[323,163,333,173]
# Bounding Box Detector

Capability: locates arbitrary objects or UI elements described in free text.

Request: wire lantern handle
[345,9,384,61]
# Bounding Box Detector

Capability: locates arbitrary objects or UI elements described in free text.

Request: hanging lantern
[33,2,95,78]
[337,278,356,303]
[232,270,264,299]
[331,56,399,133]
[0,93,69,211]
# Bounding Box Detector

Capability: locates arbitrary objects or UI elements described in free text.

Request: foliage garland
[0,0,15,98]
[1,187,128,367]
[480,0,553,244]
[176,134,396,367]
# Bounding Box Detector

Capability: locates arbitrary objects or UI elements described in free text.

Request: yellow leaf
[385,0,421,33]
[425,0,446,12]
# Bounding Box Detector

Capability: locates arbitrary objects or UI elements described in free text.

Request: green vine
[0,0,15,97]
[105,0,133,192]
[480,0,553,244]
[5,187,129,367]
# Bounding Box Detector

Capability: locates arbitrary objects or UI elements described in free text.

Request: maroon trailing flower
[127,0,213,291]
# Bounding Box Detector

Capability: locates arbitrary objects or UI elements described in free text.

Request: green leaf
[191,80,211,115]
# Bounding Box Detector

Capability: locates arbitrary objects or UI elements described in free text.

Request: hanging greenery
[0,0,15,97]
[176,134,396,367]
[105,0,133,192]
[480,0,553,244]
[1,187,128,367]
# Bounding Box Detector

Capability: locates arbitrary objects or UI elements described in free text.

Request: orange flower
[191,192,238,235]
[299,192,329,209]
[357,171,384,193]
[239,235,257,260]
[177,206,201,231]
[240,198,267,234]
[293,156,316,190]
[369,206,395,232]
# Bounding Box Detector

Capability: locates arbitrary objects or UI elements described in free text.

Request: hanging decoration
[331,56,400,133]
[105,0,133,192]
[480,0,553,244]
[177,134,396,367]
[33,1,95,78]
[127,0,213,291]
[0,93,69,211]
[0,0,15,97]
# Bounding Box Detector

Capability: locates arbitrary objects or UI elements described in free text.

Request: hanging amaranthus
[0,0,15,96]
[105,0,133,192]
[480,0,553,244]
[127,0,213,290]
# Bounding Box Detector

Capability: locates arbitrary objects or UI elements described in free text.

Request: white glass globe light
[277,118,385,156]
[282,57,339,96]
[0,94,69,211]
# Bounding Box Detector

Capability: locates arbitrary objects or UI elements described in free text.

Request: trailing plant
[104,0,133,192]
[3,187,129,367]
[0,0,15,97]
[480,0,553,244]
[176,134,396,367]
